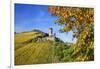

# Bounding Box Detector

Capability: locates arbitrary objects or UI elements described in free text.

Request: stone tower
[49,28,53,37]
[46,28,55,41]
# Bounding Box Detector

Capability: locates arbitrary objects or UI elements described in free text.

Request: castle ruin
[37,28,55,42]
[47,28,55,41]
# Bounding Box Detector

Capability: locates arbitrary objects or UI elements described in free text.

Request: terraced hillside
[14,30,66,65]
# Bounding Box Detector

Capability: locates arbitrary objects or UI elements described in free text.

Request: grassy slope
[15,31,58,65]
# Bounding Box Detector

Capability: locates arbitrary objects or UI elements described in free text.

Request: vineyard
[15,30,68,65]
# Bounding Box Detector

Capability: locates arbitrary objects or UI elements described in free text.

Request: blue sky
[15,4,75,43]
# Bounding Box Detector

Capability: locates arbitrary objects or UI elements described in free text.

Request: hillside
[15,29,93,65]
[15,30,68,65]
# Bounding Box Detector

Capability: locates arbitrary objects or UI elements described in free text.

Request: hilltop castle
[46,28,55,41]
[37,28,55,42]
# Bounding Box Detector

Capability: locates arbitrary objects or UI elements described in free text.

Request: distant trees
[48,6,94,61]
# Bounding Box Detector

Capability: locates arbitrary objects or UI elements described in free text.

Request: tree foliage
[48,6,94,61]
